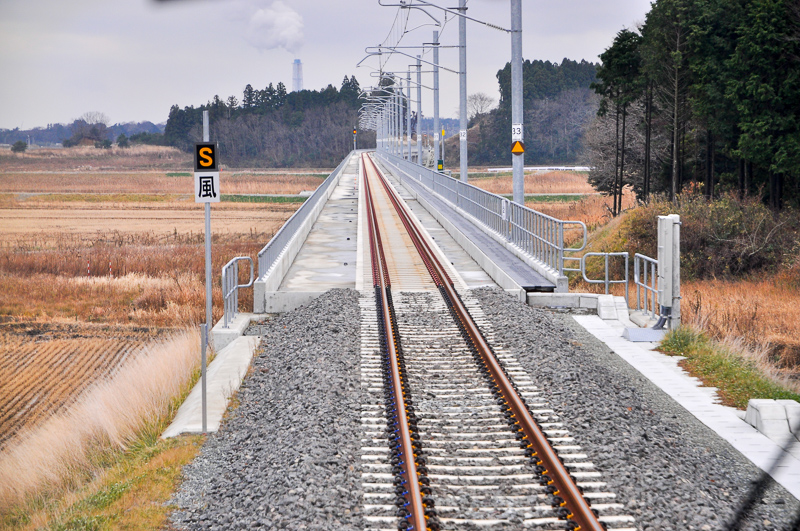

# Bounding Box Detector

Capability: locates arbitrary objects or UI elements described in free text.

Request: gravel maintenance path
[169,286,800,530]
[472,287,800,531]
[169,289,365,530]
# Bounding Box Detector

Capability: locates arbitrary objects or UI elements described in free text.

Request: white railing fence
[376,152,587,279]
[221,256,254,328]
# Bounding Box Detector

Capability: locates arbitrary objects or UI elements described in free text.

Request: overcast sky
[0,0,652,130]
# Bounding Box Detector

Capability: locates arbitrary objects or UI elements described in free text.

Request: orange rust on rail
[365,153,605,531]
[362,154,428,531]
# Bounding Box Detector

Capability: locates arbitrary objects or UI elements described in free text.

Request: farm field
[0,152,307,461]
[0,171,327,195]
[467,169,596,195]
[0,324,174,450]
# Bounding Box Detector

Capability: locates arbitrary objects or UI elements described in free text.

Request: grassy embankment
[578,193,800,407]
[0,331,204,530]
[469,170,800,406]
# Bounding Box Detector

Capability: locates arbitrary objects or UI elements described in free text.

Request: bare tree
[80,111,110,126]
[467,93,496,120]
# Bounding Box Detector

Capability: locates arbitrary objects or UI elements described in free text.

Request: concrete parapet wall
[376,154,567,292]
[253,153,352,313]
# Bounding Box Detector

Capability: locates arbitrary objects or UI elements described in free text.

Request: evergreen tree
[727,0,800,208]
[242,84,256,109]
[275,82,288,107]
[592,29,644,215]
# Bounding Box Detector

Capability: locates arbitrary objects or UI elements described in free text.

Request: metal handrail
[580,252,629,304]
[256,153,352,279]
[222,256,254,328]
[634,253,659,319]
[376,152,587,276]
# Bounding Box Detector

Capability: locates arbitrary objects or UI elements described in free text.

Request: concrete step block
[745,399,800,442]
[212,312,253,352]
[597,295,616,320]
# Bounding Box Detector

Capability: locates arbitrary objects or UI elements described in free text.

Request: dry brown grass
[0,145,191,171]
[0,242,264,326]
[471,170,596,195]
[0,198,292,325]
[0,201,295,245]
[0,330,200,511]
[526,189,637,231]
[0,171,325,195]
[682,268,800,378]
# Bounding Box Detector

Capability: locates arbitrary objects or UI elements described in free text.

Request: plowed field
[0,324,171,449]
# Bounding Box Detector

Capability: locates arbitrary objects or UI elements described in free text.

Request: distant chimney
[292,59,303,92]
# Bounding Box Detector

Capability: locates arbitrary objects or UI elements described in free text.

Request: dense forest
[587,0,800,213]
[465,58,599,166]
[164,76,373,167]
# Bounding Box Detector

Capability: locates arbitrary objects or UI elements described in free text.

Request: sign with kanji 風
[194,143,220,203]
[195,172,220,203]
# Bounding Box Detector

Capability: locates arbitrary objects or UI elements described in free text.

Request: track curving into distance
[359,152,634,531]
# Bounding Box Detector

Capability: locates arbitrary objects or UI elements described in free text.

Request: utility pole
[416,55,423,166]
[201,111,212,434]
[458,0,468,182]
[433,30,441,172]
[398,86,404,160]
[393,89,398,156]
[511,0,524,204]
[406,71,412,161]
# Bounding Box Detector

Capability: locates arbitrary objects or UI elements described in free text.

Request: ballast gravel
[472,287,800,531]
[169,289,364,530]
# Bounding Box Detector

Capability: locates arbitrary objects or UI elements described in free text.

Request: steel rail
[361,154,429,531]
[365,153,605,531]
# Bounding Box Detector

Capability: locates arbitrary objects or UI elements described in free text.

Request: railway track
[358,153,635,531]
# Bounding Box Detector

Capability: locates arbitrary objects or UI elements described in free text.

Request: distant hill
[467,58,599,166]
[0,121,165,147]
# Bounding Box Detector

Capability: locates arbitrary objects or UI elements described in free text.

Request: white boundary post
[657,214,681,329]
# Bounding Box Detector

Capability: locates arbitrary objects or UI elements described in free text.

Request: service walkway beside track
[259,151,496,313]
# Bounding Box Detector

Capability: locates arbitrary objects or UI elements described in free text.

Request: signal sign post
[440,128,445,172]
[511,0,524,204]
[195,111,220,433]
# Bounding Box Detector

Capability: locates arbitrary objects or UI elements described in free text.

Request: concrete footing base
[262,291,326,313]
[161,335,259,438]
[622,327,667,343]
[212,312,253,352]
[744,399,800,460]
